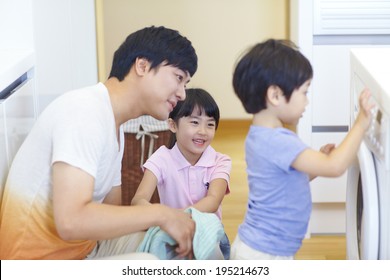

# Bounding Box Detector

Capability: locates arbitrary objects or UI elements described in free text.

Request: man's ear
[266,85,283,106]
[168,118,177,133]
[134,57,150,76]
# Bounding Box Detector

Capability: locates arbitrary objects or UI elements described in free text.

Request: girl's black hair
[168,88,220,148]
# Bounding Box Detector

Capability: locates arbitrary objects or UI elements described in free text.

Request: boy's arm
[308,143,336,181]
[293,89,373,178]
[131,169,158,206]
[191,178,228,213]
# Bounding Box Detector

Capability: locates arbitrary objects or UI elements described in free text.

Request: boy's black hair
[168,88,220,149]
[232,39,313,114]
[109,26,198,80]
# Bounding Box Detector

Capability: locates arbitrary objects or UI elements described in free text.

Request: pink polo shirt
[143,144,231,219]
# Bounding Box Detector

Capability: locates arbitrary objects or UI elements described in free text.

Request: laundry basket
[121,116,171,205]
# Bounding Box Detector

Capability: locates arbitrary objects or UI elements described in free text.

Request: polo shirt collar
[172,143,217,170]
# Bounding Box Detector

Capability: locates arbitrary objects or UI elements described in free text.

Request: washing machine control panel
[365,104,390,170]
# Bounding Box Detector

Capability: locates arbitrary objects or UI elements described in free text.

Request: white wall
[0,0,34,50]
[32,0,98,113]
[97,0,288,119]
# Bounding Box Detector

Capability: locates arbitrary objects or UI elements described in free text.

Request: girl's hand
[320,143,335,155]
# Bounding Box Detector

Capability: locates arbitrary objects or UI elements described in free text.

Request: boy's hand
[356,88,374,131]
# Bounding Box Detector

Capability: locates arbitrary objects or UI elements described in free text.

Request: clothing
[144,144,231,219]
[86,232,157,260]
[0,83,124,259]
[231,235,293,260]
[137,207,225,260]
[237,126,310,257]
[219,233,231,260]
[143,143,231,258]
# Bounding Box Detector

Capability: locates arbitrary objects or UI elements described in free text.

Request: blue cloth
[137,208,225,259]
[219,233,230,260]
[238,126,311,256]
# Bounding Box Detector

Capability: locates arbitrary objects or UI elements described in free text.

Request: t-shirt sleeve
[51,104,106,178]
[142,146,168,184]
[210,153,232,195]
[269,129,308,172]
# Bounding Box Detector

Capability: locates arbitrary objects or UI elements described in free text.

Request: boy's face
[141,61,191,120]
[279,79,311,126]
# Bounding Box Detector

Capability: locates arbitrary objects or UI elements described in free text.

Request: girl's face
[169,107,216,165]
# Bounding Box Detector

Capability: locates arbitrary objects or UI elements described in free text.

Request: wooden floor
[213,120,346,260]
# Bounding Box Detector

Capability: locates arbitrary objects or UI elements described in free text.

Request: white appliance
[290,0,390,235]
[0,50,36,200]
[347,48,390,260]
[0,0,97,199]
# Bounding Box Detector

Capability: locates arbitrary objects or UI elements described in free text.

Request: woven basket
[121,130,171,205]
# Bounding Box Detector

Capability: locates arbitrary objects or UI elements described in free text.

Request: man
[0,26,198,259]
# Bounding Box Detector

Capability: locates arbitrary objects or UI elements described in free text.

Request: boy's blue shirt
[238,126,311,256]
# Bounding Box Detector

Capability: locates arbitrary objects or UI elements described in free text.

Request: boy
[231,39,373,259]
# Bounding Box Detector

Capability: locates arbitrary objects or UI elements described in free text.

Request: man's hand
[159,206,195,258]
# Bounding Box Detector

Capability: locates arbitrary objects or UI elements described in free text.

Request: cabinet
[3,78,36,166]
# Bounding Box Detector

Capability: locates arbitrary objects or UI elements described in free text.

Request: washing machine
[346,48,390,260]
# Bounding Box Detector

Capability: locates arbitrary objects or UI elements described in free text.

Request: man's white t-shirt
[0,83,124,259]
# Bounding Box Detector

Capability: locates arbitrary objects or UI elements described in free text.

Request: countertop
[0,49,34,93]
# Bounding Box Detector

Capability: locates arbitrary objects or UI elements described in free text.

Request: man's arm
[103,186,121,205]
[52,161,195,256]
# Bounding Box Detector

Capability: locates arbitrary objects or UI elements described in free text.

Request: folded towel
[136,207,225,260]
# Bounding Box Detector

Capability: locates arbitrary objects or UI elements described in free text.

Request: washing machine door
[346,141,379,260]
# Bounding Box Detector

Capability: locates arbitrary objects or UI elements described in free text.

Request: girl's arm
[191,178,228,213]
[131,169,158,206]
[293,89,373,178]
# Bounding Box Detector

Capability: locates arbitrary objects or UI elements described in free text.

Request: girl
[131,88,232,259]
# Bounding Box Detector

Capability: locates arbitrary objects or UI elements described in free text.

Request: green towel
[137,207,225,260]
